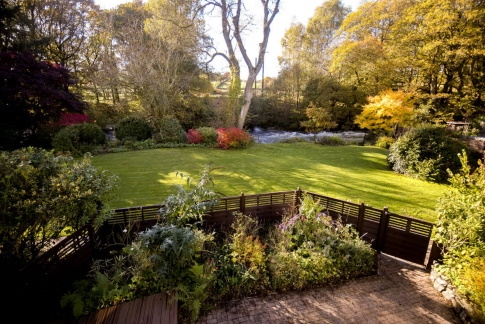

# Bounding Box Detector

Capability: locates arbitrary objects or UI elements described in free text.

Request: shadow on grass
[92,143,446,221]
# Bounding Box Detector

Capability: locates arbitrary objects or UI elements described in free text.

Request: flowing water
[249,127,366,144]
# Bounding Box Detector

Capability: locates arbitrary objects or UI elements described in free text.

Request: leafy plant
[114,116,152,142]
[230,215,267,281]
[317,135,345,146]
[0,148,118,265]
[216,128,251,149]
[375,136,395,149]
[186,129,203,144]
[52,123,106,155]
[126,225,201,294]
[196,127,218,147]
[267,194,375,291]
[61,256,133,317]
[212,214,268,300]
[459,257,485,315]
[388,124,469,182]
[159,116,186,143]
[177,262,215,322]
[433,152,485,313]
[160,165,219,227]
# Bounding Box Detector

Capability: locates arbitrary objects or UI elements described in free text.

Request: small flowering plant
[268,194,375,290]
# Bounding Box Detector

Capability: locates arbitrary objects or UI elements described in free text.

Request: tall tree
[391,0,485,121]
[330,0,415,95]
[0,0,21,50]
[278,22,306,112]
[302,76,366,130]
[0,51,85,149]
[303,0,350,76]
[206,0,281,128]
[119,0,208,125]
[11,0,99,74]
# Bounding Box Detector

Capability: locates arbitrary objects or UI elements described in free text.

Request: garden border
[29,188,441,281]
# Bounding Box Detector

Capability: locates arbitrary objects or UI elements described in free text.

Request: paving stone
[197,254,460,324]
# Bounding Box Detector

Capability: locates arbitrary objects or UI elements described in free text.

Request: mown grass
[92,142,448,222]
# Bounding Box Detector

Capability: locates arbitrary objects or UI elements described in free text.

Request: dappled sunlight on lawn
[92,143,448,221]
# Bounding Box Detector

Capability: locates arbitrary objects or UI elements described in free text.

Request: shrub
[196,126,218,147]
[53,123,106,155]
[114,116,151,142]
[388,124,469,182]
[267,194,375,291]
[159,116,186,143]
[213,214,268,300]
[317,135,345,146]
[216,127,251,149]
[433,153,485,314]
[186,129,203,144]
[0,148,118,266]
[459,257,485,315]
[375,136,395,149]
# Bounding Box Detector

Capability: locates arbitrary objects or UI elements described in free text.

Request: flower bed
[60,167,377,322]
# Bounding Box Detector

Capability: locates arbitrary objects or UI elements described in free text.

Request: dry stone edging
[430,267,485,324]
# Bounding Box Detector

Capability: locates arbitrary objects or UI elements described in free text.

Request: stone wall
[430,268,485,324]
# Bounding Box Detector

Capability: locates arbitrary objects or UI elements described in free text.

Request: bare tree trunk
[239,72,256,128]
[208,0,280,128]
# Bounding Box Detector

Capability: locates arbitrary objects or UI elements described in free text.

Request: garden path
[197,254,460,324]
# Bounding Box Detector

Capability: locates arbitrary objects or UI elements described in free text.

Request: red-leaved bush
[59,113,92,126]
[186,128,203,144]
[216,127,251,149]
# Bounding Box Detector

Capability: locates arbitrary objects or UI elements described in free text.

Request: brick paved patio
[197,254,460,324]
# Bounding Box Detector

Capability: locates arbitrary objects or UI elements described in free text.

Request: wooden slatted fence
[26,189,442,324]
[31,188,440,285]
[303,190,435,265]
[28,226,95,279]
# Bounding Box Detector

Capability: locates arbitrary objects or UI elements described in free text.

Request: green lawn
[92,142,448,222]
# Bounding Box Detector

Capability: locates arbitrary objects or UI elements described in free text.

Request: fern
[177,263,215,322]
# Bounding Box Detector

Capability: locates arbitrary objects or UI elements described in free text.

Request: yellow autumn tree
[301,102,337,143]
[355,90,415,136]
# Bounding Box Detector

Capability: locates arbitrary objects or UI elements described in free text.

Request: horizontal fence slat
[31,189,438,280]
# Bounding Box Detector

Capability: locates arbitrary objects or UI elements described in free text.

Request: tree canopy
[1,0,484,139]
[355,90,415,136]
[0,51,85,149]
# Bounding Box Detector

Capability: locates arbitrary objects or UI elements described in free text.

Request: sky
[95,0,363,78]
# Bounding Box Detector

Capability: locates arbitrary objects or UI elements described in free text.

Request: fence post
[88,224,95,248]
[357,202,365,234]
[294,187,302,209]
[240,192,245,215]
[375,207,390,252]
[426,240,443,270]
